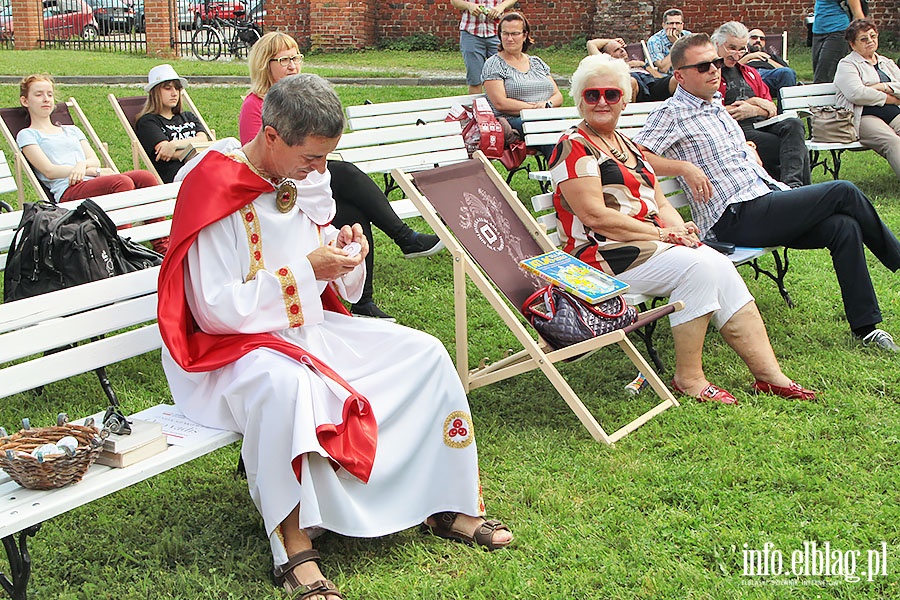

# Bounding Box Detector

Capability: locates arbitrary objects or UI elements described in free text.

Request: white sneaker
[861,329,900,352]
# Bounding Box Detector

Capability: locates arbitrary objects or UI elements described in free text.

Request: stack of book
[96,419,168,468]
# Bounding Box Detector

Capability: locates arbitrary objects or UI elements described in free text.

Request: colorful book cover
[519,250,629,304]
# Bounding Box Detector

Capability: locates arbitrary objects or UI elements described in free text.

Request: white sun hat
[145,64,188,92]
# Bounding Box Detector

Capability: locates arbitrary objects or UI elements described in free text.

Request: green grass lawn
[0,60,898,599]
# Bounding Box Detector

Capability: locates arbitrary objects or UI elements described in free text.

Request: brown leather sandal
[273,549,343,599]
[423,511,512,551]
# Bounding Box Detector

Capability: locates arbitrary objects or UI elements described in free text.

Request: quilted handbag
[521,285,638,350]
[809,105,857,144]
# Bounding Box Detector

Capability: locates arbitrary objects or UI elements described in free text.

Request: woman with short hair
[834,19,900,179]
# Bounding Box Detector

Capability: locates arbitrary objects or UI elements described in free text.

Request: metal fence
[2,0,264,57]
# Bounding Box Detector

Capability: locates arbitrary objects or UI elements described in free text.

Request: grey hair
[569,54,633,117]
[261,74,345,147]
[711,21,749,46]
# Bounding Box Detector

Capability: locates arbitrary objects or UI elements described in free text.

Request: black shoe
[351,301,396,322]
[398,232,444,259]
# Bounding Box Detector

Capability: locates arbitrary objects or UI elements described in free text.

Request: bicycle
[191,10,261,61]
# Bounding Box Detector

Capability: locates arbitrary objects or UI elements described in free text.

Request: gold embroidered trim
[443,411,475,448]
[276,266,304,327]
[240,205,265,282]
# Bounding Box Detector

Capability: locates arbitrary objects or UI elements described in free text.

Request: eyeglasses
[500,30,525,37]
[677,57,725,73]
[665,21,683,26]
[749,35,766,41]
[582,87,624,105]
[269,54,304,68]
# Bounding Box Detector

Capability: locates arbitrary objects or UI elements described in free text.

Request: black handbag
[521,285,638,350]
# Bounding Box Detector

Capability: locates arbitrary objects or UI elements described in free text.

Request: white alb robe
[161,143,483,565]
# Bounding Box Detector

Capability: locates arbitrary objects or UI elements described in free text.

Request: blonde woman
[239,32,443,321]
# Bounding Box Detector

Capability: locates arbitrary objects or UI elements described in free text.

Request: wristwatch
[545,101,553,109]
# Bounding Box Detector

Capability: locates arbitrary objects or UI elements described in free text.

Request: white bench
[521,102,665,189]
[345,93,485,131]
[333,120,469,220]
[0,267,240,599]
[531,178,791,370]
[0,152,15,212]
[780,83,869,180]
[0,182,180,272]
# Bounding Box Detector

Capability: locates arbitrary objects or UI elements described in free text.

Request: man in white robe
[157,74,511,599]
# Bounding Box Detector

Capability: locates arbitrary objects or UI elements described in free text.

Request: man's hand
[664,24,681,41]
[681,163,713,202]
[308,224,367,281]
[726,100,765,121]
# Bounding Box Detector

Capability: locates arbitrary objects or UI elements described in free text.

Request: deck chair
[394,153,683,445]
[108,89,216,185]
[0,98,118,205]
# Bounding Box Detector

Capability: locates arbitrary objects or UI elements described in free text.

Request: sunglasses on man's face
[677,57,725,73]
[582,87,624,105]
[749,35,766,41]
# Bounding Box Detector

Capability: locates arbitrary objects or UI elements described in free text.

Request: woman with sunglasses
[239,32,443,321]
[481,12,562,156]
[548,54,814,404]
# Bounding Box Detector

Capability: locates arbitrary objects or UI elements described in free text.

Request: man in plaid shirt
[451,0,518,94]
[635,33,900,352]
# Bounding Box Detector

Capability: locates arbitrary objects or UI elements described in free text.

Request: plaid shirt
[459,0,501,37]
[633,86,786,238]
[646,28,692,74]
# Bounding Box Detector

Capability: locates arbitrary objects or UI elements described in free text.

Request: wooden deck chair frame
[0,97,118,205]
[108,89,216,185]
[393,152,682,445]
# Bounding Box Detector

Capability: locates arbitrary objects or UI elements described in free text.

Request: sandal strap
[273,548,321,582]
[291,578,343,600]
[433,511,458,531]
[472,519,510,549]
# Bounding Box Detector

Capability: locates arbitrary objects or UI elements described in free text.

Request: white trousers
[616,244,754,329]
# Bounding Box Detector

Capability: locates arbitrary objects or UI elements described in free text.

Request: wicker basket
[0,424,105,490]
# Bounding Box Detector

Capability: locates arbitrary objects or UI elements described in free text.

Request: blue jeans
[460,31,499,87]
[759,67,799,106]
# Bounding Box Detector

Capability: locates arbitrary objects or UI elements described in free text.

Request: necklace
[582,121,629,162]
[237,152,298,213]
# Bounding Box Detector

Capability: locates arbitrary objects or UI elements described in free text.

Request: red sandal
[752,380,817,400]
[670,378,738,405]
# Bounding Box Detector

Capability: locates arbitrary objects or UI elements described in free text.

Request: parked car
[84,0,133,35]
[133,0,195,32]
[192,0,245,29]
[4,0,101,40]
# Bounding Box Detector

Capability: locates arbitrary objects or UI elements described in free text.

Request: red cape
[157,151,376,483]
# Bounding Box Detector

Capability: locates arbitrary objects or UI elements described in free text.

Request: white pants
[616,244,754,329]
[859,114,900,180]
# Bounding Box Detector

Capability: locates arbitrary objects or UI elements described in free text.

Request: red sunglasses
[582,87,624,105]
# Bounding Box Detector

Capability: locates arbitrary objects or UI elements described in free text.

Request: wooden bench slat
[0,324,161,398]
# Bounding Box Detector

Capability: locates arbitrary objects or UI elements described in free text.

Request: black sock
[853,325,876,339]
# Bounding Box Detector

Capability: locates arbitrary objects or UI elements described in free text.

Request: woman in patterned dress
[549,54,815,405]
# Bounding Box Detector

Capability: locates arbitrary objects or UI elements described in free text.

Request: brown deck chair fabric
[395,153,681,445]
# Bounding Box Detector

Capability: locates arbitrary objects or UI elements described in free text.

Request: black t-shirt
[722,66,765,128]
[135,112,207,183]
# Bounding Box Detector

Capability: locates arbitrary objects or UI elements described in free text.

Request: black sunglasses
[677,57,725,73]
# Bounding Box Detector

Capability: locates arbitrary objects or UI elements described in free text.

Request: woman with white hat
[136,64,210,185]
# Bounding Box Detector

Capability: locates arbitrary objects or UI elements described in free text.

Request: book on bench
[96,419,167,468]
[96,435,168,468]
[519,249,629,304]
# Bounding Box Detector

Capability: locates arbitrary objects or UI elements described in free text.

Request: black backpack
[4,199,163,303]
